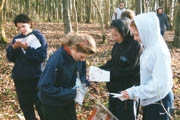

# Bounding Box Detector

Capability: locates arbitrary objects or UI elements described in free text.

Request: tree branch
[0,0,6,12]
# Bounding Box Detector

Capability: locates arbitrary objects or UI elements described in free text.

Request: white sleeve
[127,54,172,100]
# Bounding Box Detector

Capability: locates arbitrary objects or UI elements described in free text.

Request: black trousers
[14,79,44,120]
[108,96,138,120]
[142,92,172,120]
[42,102,77,120]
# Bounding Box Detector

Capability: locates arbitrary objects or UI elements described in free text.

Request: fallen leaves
[0,23,180,120]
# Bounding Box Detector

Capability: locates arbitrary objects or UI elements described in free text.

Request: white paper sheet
[75,77,88,105]
[89,66,110,82]
[109,93,127,101]
[15,34,41,49]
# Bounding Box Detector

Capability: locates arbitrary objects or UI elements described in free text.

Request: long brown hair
[130,20,137,30]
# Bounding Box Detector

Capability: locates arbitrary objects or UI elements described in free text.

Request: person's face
[16,23,32,35]
[110,28,123,43]
[71,48,89,61]
[158,9,163,14]
[119,3,124,9]
[129,26,141,43]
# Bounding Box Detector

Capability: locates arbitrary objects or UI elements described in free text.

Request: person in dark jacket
[38,33,96,120]
[157,7,170,36]
[100,19,142,120]
[6,14,47,120]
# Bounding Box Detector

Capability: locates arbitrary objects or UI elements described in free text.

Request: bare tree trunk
[0,0,6,43]
[48,0,52,21]
[170,0,175,27]
[86,0,92,23]
[63,0,72,34]
[104,0,110,28]
[93,0,106,42]
[25,0,29,15]
[142,0,147,13]
[173,2,180,47]
[164,0,168,13]
[136,0,142,15]
[78,0,82,22]
[72,0,78,32]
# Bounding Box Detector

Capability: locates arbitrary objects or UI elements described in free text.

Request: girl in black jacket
[101,19,142,120]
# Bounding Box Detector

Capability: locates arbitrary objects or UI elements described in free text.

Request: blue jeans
[142,92,172,120]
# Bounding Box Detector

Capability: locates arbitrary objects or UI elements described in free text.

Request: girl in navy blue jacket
[38,33,96,120]
[6,14,47,120]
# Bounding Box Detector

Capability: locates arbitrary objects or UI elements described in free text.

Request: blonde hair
[121,10,135,28]
[61,32,96,54]
[121,9,135,20]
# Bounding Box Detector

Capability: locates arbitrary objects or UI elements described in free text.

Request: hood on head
[111,19,130,40]
[134,12,162,48]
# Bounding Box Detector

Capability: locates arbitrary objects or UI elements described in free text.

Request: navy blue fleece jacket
[38,47,89,106]
[6,30,48,80]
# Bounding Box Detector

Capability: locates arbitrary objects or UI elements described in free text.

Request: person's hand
[12,41,28,49]
[121,91,130,99]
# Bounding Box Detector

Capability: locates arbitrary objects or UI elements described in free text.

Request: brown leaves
[1,24,180,119]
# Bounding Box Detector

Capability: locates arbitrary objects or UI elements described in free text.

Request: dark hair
[156,7,163,13]
[110,19,129,39]
[119,1,124,4]
[13,14,32,27]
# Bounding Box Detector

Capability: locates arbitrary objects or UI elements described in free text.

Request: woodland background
[0,0,180,120]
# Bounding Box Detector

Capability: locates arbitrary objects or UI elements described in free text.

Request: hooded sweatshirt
[101,19,142,92]
[126,12,173,106]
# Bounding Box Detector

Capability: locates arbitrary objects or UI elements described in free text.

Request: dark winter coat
[38,47,89,106]
[157,13,170,32]
[6,30,48,80]
[101,32,142,92]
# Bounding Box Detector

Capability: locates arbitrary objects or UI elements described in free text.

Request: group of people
[112,2,170,36]
[6,3,173,120]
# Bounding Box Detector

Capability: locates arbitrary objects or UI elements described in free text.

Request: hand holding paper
[89,66,110,82]
[109,93,128,101]
[15,34,41,49]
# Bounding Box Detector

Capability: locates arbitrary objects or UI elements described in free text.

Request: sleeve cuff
[126,86,135,99]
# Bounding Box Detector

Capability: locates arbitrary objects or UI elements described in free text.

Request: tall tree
[93,0,106,42]
[135,0,142,15]
[25,0,29,15]
[72,0,78,32]
[173,1,180,47]
[0,0,6,43]
[85,0,92,23]
[104,0,110,28]
[63,0,72,34]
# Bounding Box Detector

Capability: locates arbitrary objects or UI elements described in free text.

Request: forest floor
[0,22,180,120]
